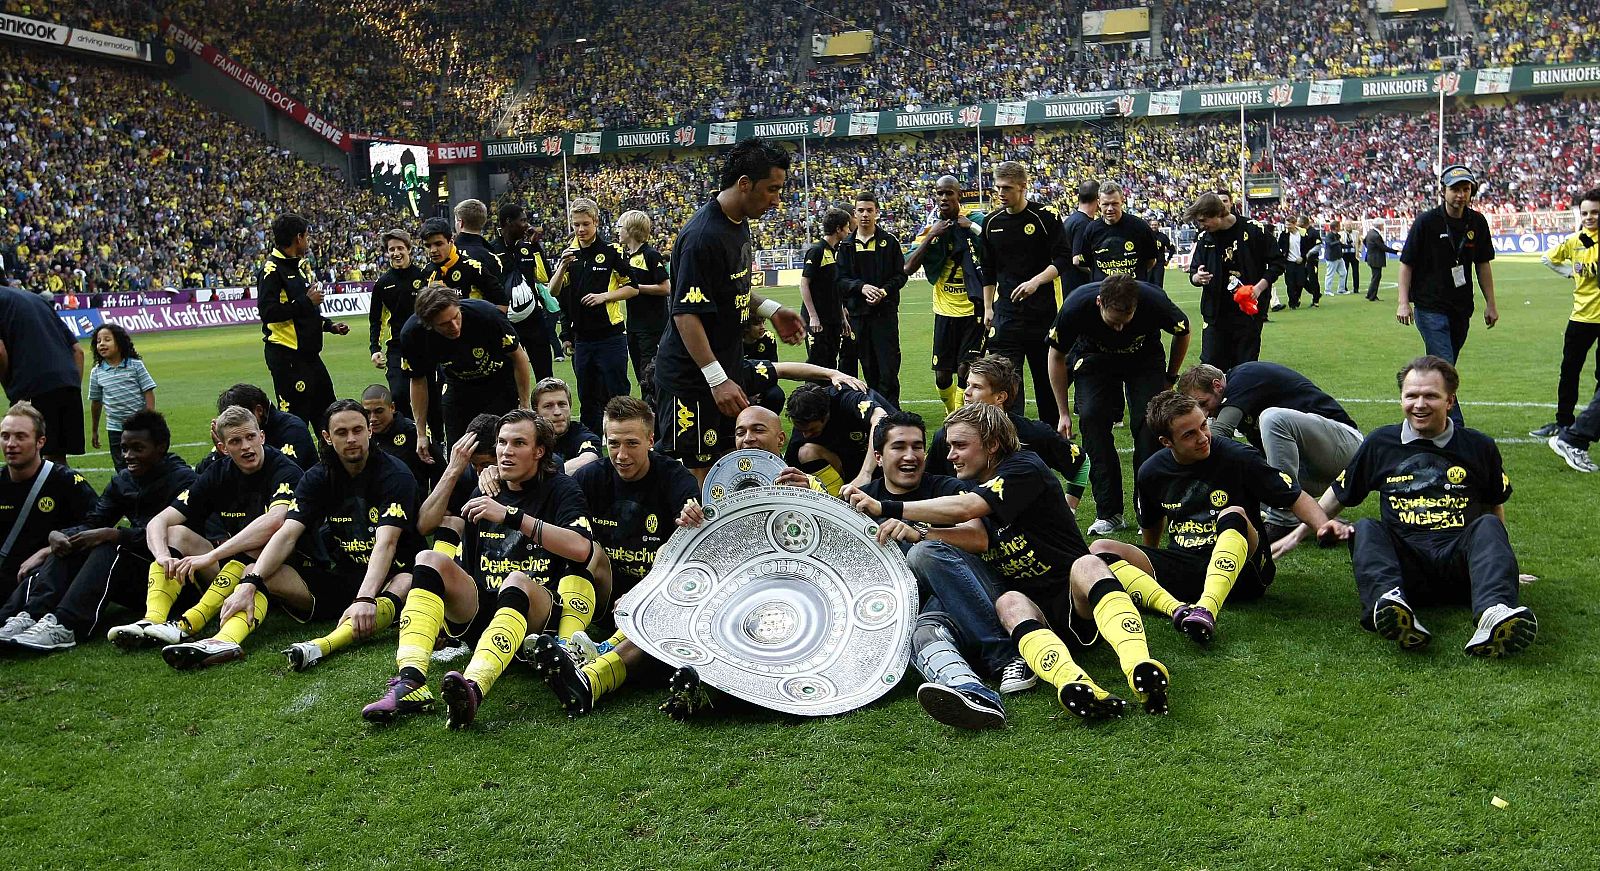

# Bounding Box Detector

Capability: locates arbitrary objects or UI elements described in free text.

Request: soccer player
[420,217,508,309]
[532,377,601,475]
[617,210,672,387]
[360,383,432,495]
[927,354,1088,511]
[0,402,96,604]
[783,382,892,493]
[0,286,85,463]
[847,403,1170,721]
[1047,274,1190,535]
[257,213,349,427]
[1533,187,1600,442]
[1184,193,1285,372]
[451,199,504,287]
[904,176,986,413]
[980,160,1072,426]
[106,406,302,656]
[841,191,907,405]
[207,384,317,471]
[653,137,805,482]
[1091,392,1331,647]
[1284,357,1536,657]
[1397,165,1498,424]
[549,198,637,434]
[369,228,434,422]
[1,411,191,651]
[858,411,1011,729]
[269,400,427,671]
[800,207,852,372]
[1060,181,1100,295]
[1075,182,1158,284]
[1178,362,1362,542]
[362,410,609,728]
[399,285,533,459]
[491,202,557,381]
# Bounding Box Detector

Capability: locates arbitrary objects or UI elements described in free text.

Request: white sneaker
[1372,587,1431,650]
[107,619,153,650]
[283,641,324,672]
[1086,515,1126,536]
[142,620,189,646]
[1464,604,1538,658]
[1548,435,1597,473]
[0,612,37,643]
[567,630,601,666]
[162,638,244,670]
[12,614,77,651]
[998,656,1037,694]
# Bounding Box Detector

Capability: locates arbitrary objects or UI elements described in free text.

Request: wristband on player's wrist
[701,361,729,388]
[879,500,904,520]
[756,299,782,319]
[354,596,377,605]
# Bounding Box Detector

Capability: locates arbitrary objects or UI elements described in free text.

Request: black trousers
[1286,262,1320,307]
[515,315,555,381]
[850,313,901,407]
[1366,264,1385,300]
[805,320,845,371]
[443,376,519,446]
[988,322,1058,425]
[628,326,663,388]
[1200,319,1263,373]
[1344,253,1360,291]
[264,342,336,429]
[1,544,163,636]
[1075,362,1165,520]
[1351,516,1518,628]
[1556,320,1600,427]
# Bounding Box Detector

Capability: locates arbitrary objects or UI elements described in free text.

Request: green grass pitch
[2,258,1596,869]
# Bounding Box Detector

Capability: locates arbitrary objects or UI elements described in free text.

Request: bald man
[905,176,987,412]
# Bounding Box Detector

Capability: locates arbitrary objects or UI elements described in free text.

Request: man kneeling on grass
[1275,356,1537,656]
[362,409,612,729]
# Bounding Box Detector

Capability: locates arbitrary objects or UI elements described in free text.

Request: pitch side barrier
[56,285,373,340]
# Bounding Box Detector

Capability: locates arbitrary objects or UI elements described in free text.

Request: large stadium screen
[369,141,433,218]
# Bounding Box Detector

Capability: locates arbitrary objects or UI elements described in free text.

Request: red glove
[1233,284,1259,315]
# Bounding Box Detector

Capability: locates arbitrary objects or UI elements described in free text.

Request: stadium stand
[0,46,405,293]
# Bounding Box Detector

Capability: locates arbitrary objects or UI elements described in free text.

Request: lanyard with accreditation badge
[1442,217,1472,288]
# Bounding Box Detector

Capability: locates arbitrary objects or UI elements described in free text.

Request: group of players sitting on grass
[0,334,1538,731]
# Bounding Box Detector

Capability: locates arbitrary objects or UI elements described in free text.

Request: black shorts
[445,582,559,646]
[274,557,366,623]
[931,313,985,373]
[29,386,85,456]
[1026,582,1102,651]
[1135,545,1274,603]
[655,388,731,469]
[441,376,518,445]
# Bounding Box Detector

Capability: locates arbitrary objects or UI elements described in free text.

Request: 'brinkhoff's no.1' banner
[160,18,349,151]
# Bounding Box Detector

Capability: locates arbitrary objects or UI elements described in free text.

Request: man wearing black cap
[1396,165,1498,423]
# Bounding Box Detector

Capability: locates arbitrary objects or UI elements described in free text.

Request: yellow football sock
[939,383,963,413]
[432,539,460,559]
[315,594,398,656]
[143,562,181,622]
[580,649,628,705]
[1016,624,1086,690]
[555,573,597,641]
[213,589,268,645]
[1200,523,1250,615]
[798,459,844,496]
[604,629,627,647]
[178,560,245,633]
[462,603,529,697]
[1109,559,1182,618]
[1090,581,1151,677]
[396,587,446,676]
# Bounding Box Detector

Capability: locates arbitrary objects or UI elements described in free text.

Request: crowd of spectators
[2,0,157,39]
[0,47,405,294]
[159,0,549,141]
[1475,0,1600,66]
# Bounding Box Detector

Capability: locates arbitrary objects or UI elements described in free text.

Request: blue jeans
[905,540,1014,677]
[1414,307,1469,425]
[573,334,631,435]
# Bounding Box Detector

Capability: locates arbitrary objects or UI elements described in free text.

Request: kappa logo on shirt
[981,477,1005,500]
[384,502,409,519]
[682,287,709,304]
[275,483,295,498]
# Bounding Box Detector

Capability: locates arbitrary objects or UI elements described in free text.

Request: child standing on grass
[88,323,157,470]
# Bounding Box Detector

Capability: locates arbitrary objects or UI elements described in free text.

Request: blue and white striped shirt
[88,358,157,431]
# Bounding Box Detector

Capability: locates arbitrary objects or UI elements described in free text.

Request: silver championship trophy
[701,448,787,511]
[615,486,918,716]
